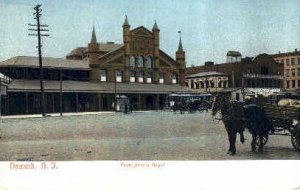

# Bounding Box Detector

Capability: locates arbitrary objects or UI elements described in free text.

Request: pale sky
[0,0,300,66]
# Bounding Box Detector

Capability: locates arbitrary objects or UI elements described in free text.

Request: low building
[186,53,284,97]
[185,71,229,93]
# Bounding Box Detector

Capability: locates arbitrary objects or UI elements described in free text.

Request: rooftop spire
[152,20,159,31]
[91,26,97,43]
[123,15,130,27]
[177,31,183,52]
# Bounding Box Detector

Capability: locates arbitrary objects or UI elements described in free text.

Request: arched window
[218,81,222,88]
[137,56,144,68]
[145,56,153,68]
[172,73,178,84]
[146,71,152,83]
[100,70,107,82]
[138,71,144,83]
[115,70,123,82]
[130,70,135,82]
[200,81,204,88]
[130,56,136,68]
[159,72,164,84]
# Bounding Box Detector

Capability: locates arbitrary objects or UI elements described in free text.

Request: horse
[211,95,272,155]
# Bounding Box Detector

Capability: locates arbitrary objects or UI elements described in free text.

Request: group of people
[170,99,211,113]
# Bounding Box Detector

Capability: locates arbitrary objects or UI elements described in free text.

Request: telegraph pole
[28,4,49,117]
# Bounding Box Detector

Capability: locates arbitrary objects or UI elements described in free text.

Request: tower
[87,26,99,81]
[176,31,186,86]
[152,20,160,83]
[87,26,99,65]
[123,15,131,82]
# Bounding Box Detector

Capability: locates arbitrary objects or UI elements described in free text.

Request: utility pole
[28,4,49,117]
[60,68,63,116]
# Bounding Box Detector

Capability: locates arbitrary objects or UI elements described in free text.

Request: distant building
[226,51,242,63]
[185,71,229,93]
[272,49,300,91]
[186,53,284,97]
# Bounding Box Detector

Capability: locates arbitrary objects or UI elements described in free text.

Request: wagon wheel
[291,127,300,152]
[255,134,268,147]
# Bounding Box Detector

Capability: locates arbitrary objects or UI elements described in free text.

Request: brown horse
[211,95,272,155]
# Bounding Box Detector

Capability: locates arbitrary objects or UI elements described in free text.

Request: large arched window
[138,71,144,83]
[137,56,144,68]
[172,73,178,84]
[145,56,153,68]
[130,55,136,68]
[100,70,107,82]
[159,72,164,84]
[146,71,152,83]
[130,70,135,82]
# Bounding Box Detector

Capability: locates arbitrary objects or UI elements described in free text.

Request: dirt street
[0,111,299,160]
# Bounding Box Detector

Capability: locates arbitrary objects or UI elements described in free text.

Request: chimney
[295,48,298,53]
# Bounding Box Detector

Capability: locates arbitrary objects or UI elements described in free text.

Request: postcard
[1,0,300,189]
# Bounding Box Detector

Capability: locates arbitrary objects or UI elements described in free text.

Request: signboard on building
[246,88,281,97]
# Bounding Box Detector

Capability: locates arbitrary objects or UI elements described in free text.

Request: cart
[262,104,300,151]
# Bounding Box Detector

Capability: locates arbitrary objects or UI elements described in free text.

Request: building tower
[87,26,100,81]
[152,20,160,84]
[123,15,131,82]
[176,31,186,86]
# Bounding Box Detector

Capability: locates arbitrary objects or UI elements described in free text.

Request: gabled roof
[0,56,90,70]
[66,43,123,58]
[131,26,153,36]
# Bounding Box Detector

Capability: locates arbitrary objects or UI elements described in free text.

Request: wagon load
[278,99,300,107]
[262,102,300,151]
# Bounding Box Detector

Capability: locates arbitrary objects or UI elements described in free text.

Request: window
[298,80,300,88]
[191,80,194,88]
[172,73,178,84]
[145,56,153,68]
[115,70,122,82]
[100,70,107,82]
[286,69,290,77]
[223,81,227,88]
[200,81,204,88]
[298,58,300,65]
[137,56,144,68]
[138,71,143,83]
[287,81,290,88]
[236,93,240,101]
[286,58,290,66]
[260,66,269,75]
[159,72,164,84]
[130,56,136,68]
[210,81,214,88]
[291,69,296,76]
[146,71,152,83]
[292,80,296,88]
[130,70,135,82]
[281,59,284,64]
[298,69,300,76]
[291,58,295,65]
[218,81,222,88]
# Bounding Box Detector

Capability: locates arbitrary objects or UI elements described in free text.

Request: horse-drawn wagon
[262,103,300,151]
[211,94,300,155]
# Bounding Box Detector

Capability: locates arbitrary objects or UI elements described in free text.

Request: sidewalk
[0,110,155,119]
[0,111,114,119]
